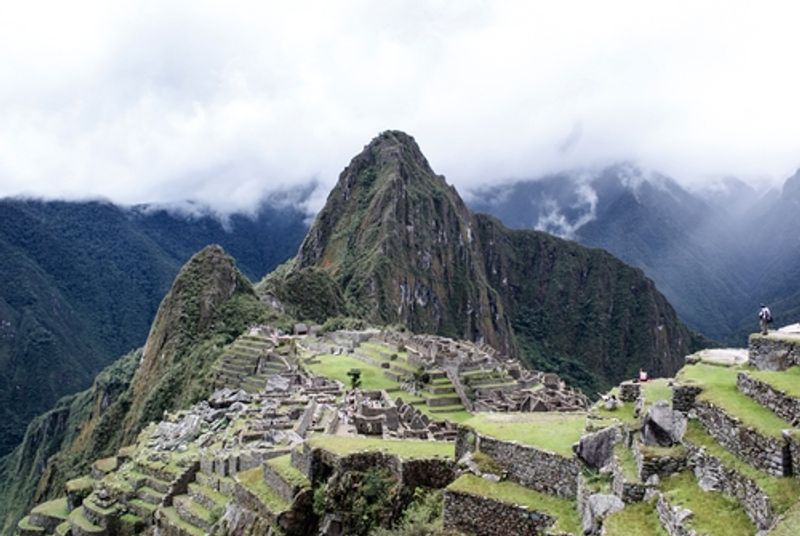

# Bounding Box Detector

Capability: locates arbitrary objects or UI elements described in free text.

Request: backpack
[762,308,773,323]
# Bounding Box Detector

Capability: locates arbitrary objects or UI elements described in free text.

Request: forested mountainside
[0,198,307,457]
[470,166,800,344]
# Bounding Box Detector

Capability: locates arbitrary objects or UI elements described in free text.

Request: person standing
[759,304,772,335]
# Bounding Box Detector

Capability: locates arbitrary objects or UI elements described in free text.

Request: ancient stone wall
[737,372,800,424]
[619,382,641,403]
[749,336,800,371]
[473,435,581,498]
[610,459,647,503]
[672,384,702,413]
[685,442,775,530]
[634,442,687,482]
[443,489,561,536]
[695,400,790,477]
[400,458,456,489]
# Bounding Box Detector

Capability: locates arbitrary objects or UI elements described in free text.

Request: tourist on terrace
[759,304,772,335]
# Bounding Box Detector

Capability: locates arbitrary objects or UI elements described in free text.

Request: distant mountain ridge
[469,165,800,344]
[0,196,308,457]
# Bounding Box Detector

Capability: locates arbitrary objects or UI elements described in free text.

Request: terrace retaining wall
[694,400,790,477]
[749,336,800,371]
[737,372,800,425]
[685,441,775,530]
[443,489,566,536]
[455,427,581,498]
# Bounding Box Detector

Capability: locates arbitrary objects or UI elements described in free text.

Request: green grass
[447,474,580,534]
[747,366,800,398]
[592,387,638,426]
[642,378,672,406]
[160,507,204,536]
[31,497,69,520]
[304,354,401,390]
[67,508,103,533]
[266,454,310,488]
[236,466,289,514]
[603,499,667,536]
[17,516,44,533]
[306,434,454,459]
[683,420,800,514]
[464,412,586,457]
[677,363,792,438]
[660,471,755,536]
[65,476,94,493]
[614,443,639,482]
[769,499,800,536]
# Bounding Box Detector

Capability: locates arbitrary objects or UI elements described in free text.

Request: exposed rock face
[642,401,687,447]
[576,426,621,469]
[283,131,700,393]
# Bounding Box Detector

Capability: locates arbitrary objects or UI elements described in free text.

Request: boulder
[642,401,687,447]
[576,426,621,469]
[582,494,624,535]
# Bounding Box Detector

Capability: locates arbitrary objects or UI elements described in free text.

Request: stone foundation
[749,335,800,371]
[635,441,688,482]
[619,382,641,403]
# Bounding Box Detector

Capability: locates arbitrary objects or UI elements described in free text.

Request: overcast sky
[1,1,800,213]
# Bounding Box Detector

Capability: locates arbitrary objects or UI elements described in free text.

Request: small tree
[347,368,362,390]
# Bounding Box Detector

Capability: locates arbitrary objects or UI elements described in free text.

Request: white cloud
[1,0,799,213]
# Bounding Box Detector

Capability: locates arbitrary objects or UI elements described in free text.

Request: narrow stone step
[137,486,165,505]
[156,507,204,536]
[263,454,311,503]
[126,498,156,519]
[67,507,105,536]
[173,494,215,532]
[235,466,289,519]
[126,469,171,494]
[80,496,118,529]
[188,482,229,511]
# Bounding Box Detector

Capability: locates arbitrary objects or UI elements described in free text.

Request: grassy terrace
[642,378,672,406]
[237,466,289,514]
[593,387,637,426]
[31,497,69,520]
[306,434,454,460]
[266,454,310,488]
[603,500,667,536]
[747,366,800,398]
[463,412,586,457]
[677,363,792,438]
[660,471,755,536]
[683,420,800,513]
[447,474,580,534]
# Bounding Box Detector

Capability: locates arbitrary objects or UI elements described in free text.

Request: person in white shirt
[759,304,772,335]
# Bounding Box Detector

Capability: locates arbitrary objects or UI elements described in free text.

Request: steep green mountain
[0,245,271,534]
[271,131,702,393]
[0,198,306,457]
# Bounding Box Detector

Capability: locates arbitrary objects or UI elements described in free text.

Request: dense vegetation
[0,197,307,457]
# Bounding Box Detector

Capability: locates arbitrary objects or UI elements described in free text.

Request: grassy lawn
[683,420,800,513]
[304,354,400,390]
[677,363,792,438]
[447,474,580,534]
[266,454,310,488]
[603,499,667,536]
[593,387,638,426]
[748,366,800,398]
[31,497,69,519]
[464,412,586,457]
[660,471,755,536]
[306,434,454,459]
